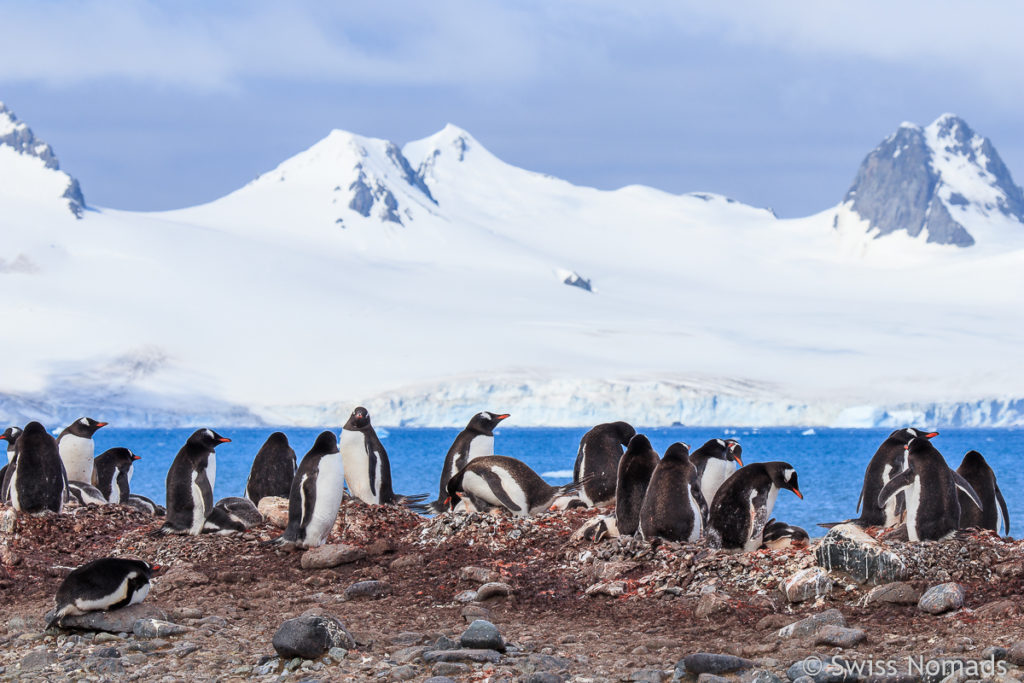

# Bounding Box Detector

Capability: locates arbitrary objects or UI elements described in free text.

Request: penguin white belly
[466,436,494,462]
[73,574,135,613]
[305,453,346,545]
[5,448,13,464]
[189,472,206,535]
[129,581,150,606]
[107,470,121,504]
[577,444,593,507]
[881,464,900,526]
[8,467,20,510]
[701,459,735,507]
[207,453,216,492]
[687,491,703,542]
[904,477,922,542]
[338,430,379,504]
[127,463,134,485]
[464,468,529,516]
[60,435,95,484]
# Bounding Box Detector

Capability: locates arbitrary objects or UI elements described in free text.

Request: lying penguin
[446,455,590,518]
[46,557,161,629]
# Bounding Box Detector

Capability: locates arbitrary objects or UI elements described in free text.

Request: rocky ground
[2,501,1024,682]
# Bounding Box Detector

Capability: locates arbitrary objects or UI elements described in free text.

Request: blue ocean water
[94,426,1023,538]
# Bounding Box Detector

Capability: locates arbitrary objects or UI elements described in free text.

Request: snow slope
[1,109,1023,427]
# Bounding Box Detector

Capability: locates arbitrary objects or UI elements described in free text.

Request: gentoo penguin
[760,519,810,550]
[0,426,22,503]
[158,428,230,535]
[427,411,510,513]
[67,481,108,506]
[572,421,636,507]
[203,496,264,534]
[848,428,938,528]
[707,461,803,551]
[615,434,661,536]
[956,450,1010,534]
[445,455,588,517]
[689,438,744,510]
[638,442,706,543]
[9,422,66,514]
[338,407,428,510]
[878,438,983,542]
[92,447,140,504]
[57,417,108,486]
[46,558,160,629]
[125,494,165,516]
[272,431,345,549]
[244,432,296,504]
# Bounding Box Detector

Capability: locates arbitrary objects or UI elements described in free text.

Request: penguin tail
[424,498,447,515]
[149,524,184,538]
[395,494,430,515]
[554,474,593,500]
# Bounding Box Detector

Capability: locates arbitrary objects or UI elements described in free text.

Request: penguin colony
[0,412,1011,625]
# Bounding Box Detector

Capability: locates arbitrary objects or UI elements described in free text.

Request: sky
[1,1,1023,218]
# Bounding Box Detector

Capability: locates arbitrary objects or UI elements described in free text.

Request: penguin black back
[428,411,509,512]
[244,432,297,504]
[92,447,140,503]
[638,442,706,543]
[573,421,636,507]
[615,434,660,536]
[10,421,65,514]
[48,558,159,628]
[956,450,1009,534]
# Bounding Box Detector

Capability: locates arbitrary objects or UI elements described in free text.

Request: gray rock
[20,649,57,671]
[786,655,854,683]
[461,605,493,622]
[344,580,391,600]
[54,603,169,633]
[460,565,501,583]
[865,581,922,605]
[328,646,348,663]
[460,619,505,652]
[814,626,866,648]
[695,590,732,619]
[271,615,356,660]
[94,646,121,658]
[455,590,479,603]
[744,670,784,683]
[392,646,426,664]
[431,662,471,676]
[300,543,367,570]
[8,615,44,633]
[629,670,667,682]
[982,646,1007,662]
[476,582,513,600]
[698,675,732,683]
[133,619,189,638]
[1007,641,1024,666]
[423,677,458,683]
[814,524,907,585]
[253,658,279,675]
[87,657,126,675]
[523,673,565,683]
[777,609,847,639]
[174,641,200,657]
[518,653,573,674]
[390,664,418,680]
[684,653,756,675]
[919,583,966,614]
[422,648,502,664]
[388,631,426,646]
[782,567,833,603]
[432,635,459,651]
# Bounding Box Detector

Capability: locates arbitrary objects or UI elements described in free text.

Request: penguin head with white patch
[0,426,21,446]
[725,439,744,466]
[105,447,141,473]
[343,407,372,432]
[467,411,510,436]
[761,518,809,549]
[765,462,803,499]
[67,417,109,437]
[890,427,939,444]
[186,428,231,452]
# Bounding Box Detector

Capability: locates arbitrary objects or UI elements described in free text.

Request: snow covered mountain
[836,114,1024,247]
[1,107,1023,428]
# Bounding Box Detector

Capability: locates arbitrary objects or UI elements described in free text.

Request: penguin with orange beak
[707,461,803,551]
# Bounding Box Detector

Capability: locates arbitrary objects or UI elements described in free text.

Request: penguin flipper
[856,485,864,514]
[477,469,521,512]
[877,469,914,509]
[951,472,983,512]
[995,484,1010,535]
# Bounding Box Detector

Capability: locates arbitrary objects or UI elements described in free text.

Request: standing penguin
[446,455,588,517]
[878,438,983,542]
[8,422,66,514]
[57,417,108,485]
[157,429,230,535]
[615,434,660,536]
[572,421,636,507]
[956,450,1009,534]
[244,432,296,504]
[851,428,938,528]
[92,448,140,504]
[427,411,510,513]
[689,438,744,509]
[638,442,706,543]
[338,407,427,510]
[46,558,160,629]
[0,426,22,504]
[708,462,803,551]
[271,431,345,549]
